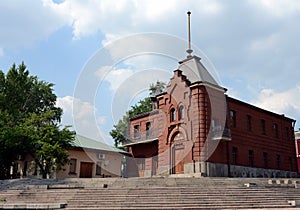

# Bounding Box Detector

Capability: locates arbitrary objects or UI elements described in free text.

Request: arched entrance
[171,132,185,174]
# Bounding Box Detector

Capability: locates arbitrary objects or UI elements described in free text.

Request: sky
[0,0,300,145]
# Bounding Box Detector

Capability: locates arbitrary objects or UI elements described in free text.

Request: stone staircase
[0,177,300,209]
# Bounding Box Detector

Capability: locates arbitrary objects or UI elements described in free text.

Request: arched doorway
[171,132,185,174]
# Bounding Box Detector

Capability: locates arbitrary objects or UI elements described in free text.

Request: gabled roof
[72,135,126,153]
[178,55,218,85]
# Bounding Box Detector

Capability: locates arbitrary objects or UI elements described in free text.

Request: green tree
[110,81,166,148]
[149,81,166,96]
[110,98,152,148]
[0,62,75,179]
[110,114,130,148]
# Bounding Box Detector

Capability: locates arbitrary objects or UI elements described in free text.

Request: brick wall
[126,68,298,177]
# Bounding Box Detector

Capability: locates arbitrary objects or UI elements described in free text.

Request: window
[263,152,268,168]
[232,147,238,165]
[96,162,102,175]
[179,106,184,120]
[276,155,281,169]
[246,115,252,131]
[229,110,236,127]
[170,108,176,122]
[261,119,266,135]
[285,127,289,140]
[134,125,140,138]
[146,122,152,137]
[276,154,281,169]
[273,123,279,138]
[69,159,77,174]
[248,150,254,167]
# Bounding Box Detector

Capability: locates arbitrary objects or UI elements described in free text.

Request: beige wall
[57,148,123,178]
[17,148,123,179]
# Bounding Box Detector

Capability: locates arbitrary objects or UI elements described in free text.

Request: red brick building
[124,55,298,178]
[295,130,300,173]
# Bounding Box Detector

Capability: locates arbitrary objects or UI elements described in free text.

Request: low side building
[16,135,124,179]
[57,135,125,178]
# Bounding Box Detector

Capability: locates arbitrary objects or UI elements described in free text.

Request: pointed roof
[178,55,218,86]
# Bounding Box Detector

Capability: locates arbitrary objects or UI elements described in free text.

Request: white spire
[186,11,193,58]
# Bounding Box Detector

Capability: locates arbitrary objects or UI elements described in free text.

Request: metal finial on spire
[186,11,193,58]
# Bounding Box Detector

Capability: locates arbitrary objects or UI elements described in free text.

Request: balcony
[211,126,232,141]
[124,129,159,146]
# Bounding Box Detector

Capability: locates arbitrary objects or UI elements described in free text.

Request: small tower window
[179,106,184,120]
[170,108,176,122]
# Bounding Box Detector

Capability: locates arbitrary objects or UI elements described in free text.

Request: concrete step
[65,204,293,210]
[1,177,300,210]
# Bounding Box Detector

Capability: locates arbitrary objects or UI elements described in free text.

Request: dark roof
[129,109,159,121]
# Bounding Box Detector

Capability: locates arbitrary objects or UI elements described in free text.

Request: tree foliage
[110,81,166,148]
[149,81,166,96]
[0,62,75,179]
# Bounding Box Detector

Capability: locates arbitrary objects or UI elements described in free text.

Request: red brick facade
[124,56,298,178]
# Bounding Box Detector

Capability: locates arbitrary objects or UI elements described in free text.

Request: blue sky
[0,0,300,145]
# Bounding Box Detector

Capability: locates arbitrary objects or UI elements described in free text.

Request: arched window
[179,106,184,120]
[170,108,176,122]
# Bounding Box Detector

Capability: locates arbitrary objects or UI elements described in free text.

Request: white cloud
[97,116,106,125]
[95,68,134,92]
[0,1,70,49]
[249,0,300,17]
[249,33,280,52]
[42,0,224,41]
[44,0,134,39]
[252,86,300,122]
